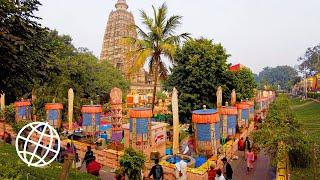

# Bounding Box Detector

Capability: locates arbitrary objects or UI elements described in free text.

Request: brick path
[229,151,275,180]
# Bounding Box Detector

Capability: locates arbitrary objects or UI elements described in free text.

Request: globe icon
[15,122,61,167]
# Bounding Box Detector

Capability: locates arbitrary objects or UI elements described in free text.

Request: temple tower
[100,0,143,80]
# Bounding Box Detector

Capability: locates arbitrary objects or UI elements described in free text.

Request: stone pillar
[216,86,222,108]
[68,88,74,132]
[0,94,5,111]
[231,89,236,106]
[110,87,123,144]
[172,87,179,155]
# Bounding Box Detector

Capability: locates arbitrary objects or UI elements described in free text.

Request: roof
[229,64,242,72]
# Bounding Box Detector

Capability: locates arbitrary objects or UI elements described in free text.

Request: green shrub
[0,142,97,179]
[4,104,15,124]
[307,92,320,99]
[12,120,30,134]
[120,147,146,180]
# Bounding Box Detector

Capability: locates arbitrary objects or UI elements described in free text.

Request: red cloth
[208,169,216,180]
[238,140,245,151]
[87,160,101,174]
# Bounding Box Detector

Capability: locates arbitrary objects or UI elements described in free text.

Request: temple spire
[115,0,128,10]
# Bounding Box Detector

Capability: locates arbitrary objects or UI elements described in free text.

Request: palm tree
[123,3,190,112]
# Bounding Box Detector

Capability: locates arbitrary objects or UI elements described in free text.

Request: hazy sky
[36,0,320,73]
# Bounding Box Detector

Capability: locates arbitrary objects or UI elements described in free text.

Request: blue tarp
[195,156,207,168]
[49,110,58,120]
[83,113,100,126]
[196,124,211,141]
[100,125,112,131]
[242,109,249,120]
[129,118,149,134]
[165,148,173,155]
[192,109,217,115]
[227,115,237,135]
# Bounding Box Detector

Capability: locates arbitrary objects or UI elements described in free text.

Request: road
[229,151,275,180]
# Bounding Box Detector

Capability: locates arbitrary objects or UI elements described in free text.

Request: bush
[0,142,98,179]
[12,121,29,134]
[252,94,311,167]
[119,147,146,180]
[307,92,320,99]
[4,104,15,124]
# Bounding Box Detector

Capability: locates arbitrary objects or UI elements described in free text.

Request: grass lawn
[290,98,320,180]
[0,142,98,180]
[290,97,310,106]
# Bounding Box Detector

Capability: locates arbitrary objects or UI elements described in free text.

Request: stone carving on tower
[100,0,146,84]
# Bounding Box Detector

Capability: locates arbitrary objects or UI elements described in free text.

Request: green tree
[0,0,56,103]
[298,44,320,76]
[164,38,234,122]
[119,148,146,180]
[32,31,129,121]
[258,66,300,90]
[233,67,256,101]
[123,3,190,112]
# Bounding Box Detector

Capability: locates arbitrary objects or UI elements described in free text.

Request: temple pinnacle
[115,0,128,10]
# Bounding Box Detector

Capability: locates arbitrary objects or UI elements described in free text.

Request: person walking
[238,137,245,159]
[222,157,233,180]
[83,146,94,165]
[244,137,251,155]
[215,169,226,180]
[245,148,255,174]
[208,163,217,180]
[148,159,164,180]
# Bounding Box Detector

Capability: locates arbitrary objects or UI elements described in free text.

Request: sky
[35,0,320,73]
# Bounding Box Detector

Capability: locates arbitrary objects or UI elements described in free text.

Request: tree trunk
[151,63,159,114]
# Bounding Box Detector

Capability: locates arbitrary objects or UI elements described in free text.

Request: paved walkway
[230,151,275,180]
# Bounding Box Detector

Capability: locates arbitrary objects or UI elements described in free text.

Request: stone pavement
[229,151,275,180]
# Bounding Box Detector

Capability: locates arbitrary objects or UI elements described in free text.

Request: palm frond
[131,24,150,40]
[130,48,153,73]
[140,10,153,30]
[163,15,182,36]
[159,42,176,61]
[157,3,168,29]
[152,5,158,26]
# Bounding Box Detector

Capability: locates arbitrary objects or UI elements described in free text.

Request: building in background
[100,0,158,94]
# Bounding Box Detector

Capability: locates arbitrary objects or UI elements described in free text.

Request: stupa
[100,0,144,82]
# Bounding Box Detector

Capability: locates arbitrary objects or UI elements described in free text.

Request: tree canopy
[232,67,256,101]
[298,44,320,76]
[164,38,256,122]
[0,0,55,103]
[257,66,300,90]
[32,31,129,120]
[0,0,129,119]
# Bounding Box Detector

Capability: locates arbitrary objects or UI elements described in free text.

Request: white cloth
[175,160,187,180]
[215,175,226,180]
[183,145,189,155]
